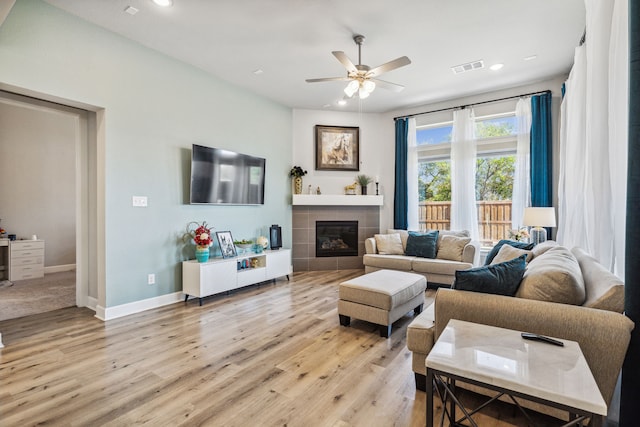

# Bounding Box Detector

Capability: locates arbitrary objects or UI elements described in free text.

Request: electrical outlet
[132,196,148,207]
[148,273,155,285]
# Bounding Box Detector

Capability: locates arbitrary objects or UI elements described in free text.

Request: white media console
[182,248,291,305]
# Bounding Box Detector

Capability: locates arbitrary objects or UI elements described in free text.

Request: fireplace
[316,220,358,257]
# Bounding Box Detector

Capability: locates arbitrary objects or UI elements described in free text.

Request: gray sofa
[407,244,634,420]
[363,229,480,286]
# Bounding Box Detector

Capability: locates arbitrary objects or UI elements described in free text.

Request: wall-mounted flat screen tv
[190,144,266,205]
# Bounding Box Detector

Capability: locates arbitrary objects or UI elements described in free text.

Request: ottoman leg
[414,303,424,315]
[380,324,392,338]
[339,314,351,327]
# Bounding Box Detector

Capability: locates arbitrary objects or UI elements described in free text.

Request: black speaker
[269,224,282,250]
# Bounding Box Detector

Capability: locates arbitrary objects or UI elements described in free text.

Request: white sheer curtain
[511,98,532,229]
[557,0,627,277]
[407,118,419,230]
[450,108,479,240]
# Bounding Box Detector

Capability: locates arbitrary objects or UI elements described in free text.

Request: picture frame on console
[315,125,359,171]
[216,231,237,258]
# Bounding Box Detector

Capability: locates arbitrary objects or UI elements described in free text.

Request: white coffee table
[425,319,607,427]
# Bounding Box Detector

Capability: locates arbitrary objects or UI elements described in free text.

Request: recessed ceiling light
[152,0,173,7]
[524,55,538,61]
[124,6,139,15]
[252,69,264,75]
[489,63,504,71]
[337,99,347,106]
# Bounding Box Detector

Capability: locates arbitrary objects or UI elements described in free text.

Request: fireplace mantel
[292,194,383,206]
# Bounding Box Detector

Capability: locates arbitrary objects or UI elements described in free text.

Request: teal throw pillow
[484,239,534,265]
[405,230,439,258]
[453,254,527,296]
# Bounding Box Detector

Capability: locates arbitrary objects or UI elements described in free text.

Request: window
[415,112,518,247]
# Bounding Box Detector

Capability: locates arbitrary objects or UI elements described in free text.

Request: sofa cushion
[516,246,586,305]
[411,258,472,276]
[363,254,414,271]
[374,233,404,255]
[490,244,533,265]
[406,230,439,258]
[437,230,470,252]
[572,247,625,313]
[453,255,527,296]
[387,229,410,252]
[436,235,471,262]
[531,240,559,258]
[485,239,535,265]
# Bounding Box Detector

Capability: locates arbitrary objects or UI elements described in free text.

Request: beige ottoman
[338,269,427,338]
[406,302,435,391]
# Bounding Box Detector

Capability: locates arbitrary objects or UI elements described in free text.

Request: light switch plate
[132,196,148,207]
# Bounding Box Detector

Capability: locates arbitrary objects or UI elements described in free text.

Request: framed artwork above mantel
[315,125,359,171]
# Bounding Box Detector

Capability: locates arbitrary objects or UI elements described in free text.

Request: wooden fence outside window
[419,201,513,246]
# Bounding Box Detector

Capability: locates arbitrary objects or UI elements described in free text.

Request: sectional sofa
[407,243,633,420]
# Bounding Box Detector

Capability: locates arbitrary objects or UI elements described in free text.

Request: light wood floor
[0,270,562,426]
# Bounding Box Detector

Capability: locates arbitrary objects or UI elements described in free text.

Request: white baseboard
[86,296,98,312]
[94,292,183,321]
[0,332,3,348]
[45,264,76,274]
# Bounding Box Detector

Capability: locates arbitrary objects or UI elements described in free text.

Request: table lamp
[522,207,556,245]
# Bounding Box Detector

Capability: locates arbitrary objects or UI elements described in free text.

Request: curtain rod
[393,89,551,121]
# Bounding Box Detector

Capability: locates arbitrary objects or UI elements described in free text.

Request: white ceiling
[43,0,585,113]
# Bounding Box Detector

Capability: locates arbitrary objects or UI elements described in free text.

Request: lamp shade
[522,207,556,227]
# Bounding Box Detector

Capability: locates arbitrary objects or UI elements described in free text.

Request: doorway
[0,89,100,320]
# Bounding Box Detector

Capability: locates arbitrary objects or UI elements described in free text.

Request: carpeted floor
[0,270,76,321]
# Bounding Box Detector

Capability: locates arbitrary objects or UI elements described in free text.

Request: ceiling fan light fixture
[363,80,376,93]
[358,86,371,99]
[344,80,359,97]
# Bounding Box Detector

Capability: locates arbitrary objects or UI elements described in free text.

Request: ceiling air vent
[451,60,484,74]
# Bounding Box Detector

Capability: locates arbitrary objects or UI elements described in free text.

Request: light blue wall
[0,0,292,306]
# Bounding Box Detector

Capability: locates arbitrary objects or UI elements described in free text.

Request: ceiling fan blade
[367,56,411,78]
[370,78,405,92]
[306,77,351,83]
[332,51,358,73]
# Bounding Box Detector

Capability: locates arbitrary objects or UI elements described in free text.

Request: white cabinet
[9,240,45,281]
[182,249,291,305]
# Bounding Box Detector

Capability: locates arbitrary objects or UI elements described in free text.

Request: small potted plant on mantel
[289,166,308,195]
[355,174,373,195]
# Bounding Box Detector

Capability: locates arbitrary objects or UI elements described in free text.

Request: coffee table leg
[426,368,433,427]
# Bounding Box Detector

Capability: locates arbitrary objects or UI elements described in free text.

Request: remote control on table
[521,332,564,347]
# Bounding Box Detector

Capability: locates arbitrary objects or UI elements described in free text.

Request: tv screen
[190,144,266,205]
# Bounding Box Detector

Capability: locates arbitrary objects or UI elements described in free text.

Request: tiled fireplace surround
[292,205,381,271]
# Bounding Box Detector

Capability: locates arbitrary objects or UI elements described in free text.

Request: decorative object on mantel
[356,174,373,195]
[375,176,380,195]
[315,125,359,171]
[522,207,556,245]
[183,221,214,263]
[289,166,308,195]
[344,182,358,195]
[508,227,530,242]
[316,186,321,195]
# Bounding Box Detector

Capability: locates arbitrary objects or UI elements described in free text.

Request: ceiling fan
[306,34,411,99]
